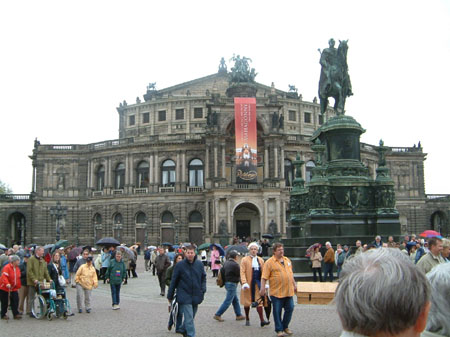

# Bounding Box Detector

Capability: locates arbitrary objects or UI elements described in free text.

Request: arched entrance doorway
[233,203,261,241]
[8,212,26,246]
[431,211,448,237]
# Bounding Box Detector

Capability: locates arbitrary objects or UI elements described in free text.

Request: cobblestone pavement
[1,257,342,337]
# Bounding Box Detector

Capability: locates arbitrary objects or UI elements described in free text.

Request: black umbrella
[262,234,274,239]
[225,245,248,255]
[96,237,120,246]
[44,244,55,255]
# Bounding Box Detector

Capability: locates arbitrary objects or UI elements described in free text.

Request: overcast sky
[1,0,449,194]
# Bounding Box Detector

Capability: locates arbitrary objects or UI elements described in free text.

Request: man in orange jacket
[323,242,335,282]
[0,255,22,320]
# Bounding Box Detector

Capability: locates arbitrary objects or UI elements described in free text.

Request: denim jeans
[270,296,294,333]
[178,304,198,337]
[215,282,242,317]
[323,263,334,282]
[110,283,121,305]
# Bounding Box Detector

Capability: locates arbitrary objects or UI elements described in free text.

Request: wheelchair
[31,282,71,320]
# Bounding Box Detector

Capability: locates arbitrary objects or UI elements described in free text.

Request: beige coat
[75,263,98,290]
[240,255,266,307]
[310,251,323,268]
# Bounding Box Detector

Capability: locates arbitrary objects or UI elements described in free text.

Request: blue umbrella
[210,243,225,256]
[162,242,173,246]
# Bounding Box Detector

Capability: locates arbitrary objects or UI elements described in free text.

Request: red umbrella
[419,230,441,238]
[305,243,322,257]
[68,246,83,260]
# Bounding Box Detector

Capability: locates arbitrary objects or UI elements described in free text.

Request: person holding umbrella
[105,250,126,310]
[240,242,270,327]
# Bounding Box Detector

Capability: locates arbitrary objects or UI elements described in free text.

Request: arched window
[284,159,294,186]
[113,213,122,224]
[136,161,149,188]
[136,212,146,224]
[96,165,105,191]
[189,159,204,187]
[114,163,125,189]
[93,213,102,224]
[161,160,176,187]
[306,161,316,183]
[161,211,174,224]
[189,211,203,223]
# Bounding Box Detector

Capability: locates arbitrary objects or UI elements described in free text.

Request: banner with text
[234,97,257,184]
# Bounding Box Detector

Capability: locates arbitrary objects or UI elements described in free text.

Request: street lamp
[174,219,181,244]
[50,201,67,241]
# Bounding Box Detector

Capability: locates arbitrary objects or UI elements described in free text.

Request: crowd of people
[1,233,449,337]
[309,234,450,282]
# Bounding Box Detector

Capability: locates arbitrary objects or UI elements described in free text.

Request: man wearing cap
[27,246,51,318]
[75,255,98,313]
[0,255,22,320]
[18,252,30,315]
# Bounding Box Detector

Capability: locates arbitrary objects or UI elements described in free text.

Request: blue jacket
[60,255,69,279]
[167,256,206,305]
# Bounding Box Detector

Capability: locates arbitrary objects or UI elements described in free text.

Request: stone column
[222,145,226,179]
[107,157,112,187]
[149,154,154,184]
[264,147,269,179]
[263,198,268,233]
[214,199,219,234]
[91,162,95,190]
[214,146,218,178]
[176,152,180,191]
[276,198,281,234]
[205,146,210,179]
[205,200,210,234]
[281,148,285,179]
[129,155,134,191]
[32,164,36,192]
[182,152,186,183]
[227,198,231,234]
[154,153,159,185]
[274,147,278,178]
[281,200,286,234]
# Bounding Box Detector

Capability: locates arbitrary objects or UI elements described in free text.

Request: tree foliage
[0,180,12,194]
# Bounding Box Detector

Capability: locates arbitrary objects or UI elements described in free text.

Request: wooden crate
[296,281,338,305]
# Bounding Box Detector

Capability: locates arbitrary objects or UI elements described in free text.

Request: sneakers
[245,320,250,326]
[284,328,293,335]
[236,315,245,321]
[260,320,270,327]
[213,315,224,322]
[276,332,285,337]
[112,305,120,310]
[86,309,91,313]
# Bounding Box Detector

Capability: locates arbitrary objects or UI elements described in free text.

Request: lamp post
[50,201,67,241]
[174,219,181,245]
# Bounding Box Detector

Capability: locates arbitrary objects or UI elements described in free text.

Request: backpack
[216,267,225,287]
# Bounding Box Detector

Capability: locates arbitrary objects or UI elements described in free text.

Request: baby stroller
[31,281,71,320]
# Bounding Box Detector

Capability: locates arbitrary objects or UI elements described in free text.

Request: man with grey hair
[440,238,449,262]
[335,248,431,337]
[422,263,450,336]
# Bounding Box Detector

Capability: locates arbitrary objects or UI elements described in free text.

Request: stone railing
[112,189,124,195]
[390,147,423,153]
[427,194,450,200]
[92,191,103,197]
[0,194,32,201]
[187,186,203,192]
[159,186,175,193]
[88,138,134,151]
[134,188,148,194]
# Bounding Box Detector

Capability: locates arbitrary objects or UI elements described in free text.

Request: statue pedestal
[214,234,231,247]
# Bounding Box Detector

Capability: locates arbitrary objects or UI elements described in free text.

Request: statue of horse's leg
[320,95,328,115]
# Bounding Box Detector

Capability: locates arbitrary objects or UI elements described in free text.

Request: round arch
[7,212,26,246]
[232,201,262,241]
[430,210,448,237]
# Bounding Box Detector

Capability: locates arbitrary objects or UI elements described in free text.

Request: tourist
[100,247,111,283]
[387,235,396,248]
[74,249,89,274]
[240,242,269,327]
[75,256,98,313]
[105,250,126,310]
[210,245,221,277]
[354,240,363,255]
[310,246,323,282]
[167,245,206,337]
[59,248,69,284]
[213,250,245,322]
[155,247,171,296]
[150,248,157,276]
[200,249,207,269]
[67,246,77,287]
[422,263,450,336]
[416,237,444,274]
[336,248,430,337]
[372,235,383,248]
[47,251,64,294]
[165,252,184,331]
[323,242,335,282]
[129,246,138,278]
[415,241,426,264]
[120,246,130,283]
[0,255,22,320]
[409,244,418,263]
[18,252,30,315]
[441,238,449,262]
[335,245,346,279]
[260,243,296,337]
[261,239,271,257]
[144,247,151,272]
[27,246,52,318]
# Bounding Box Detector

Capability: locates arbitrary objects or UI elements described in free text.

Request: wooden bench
[296,281,338,305]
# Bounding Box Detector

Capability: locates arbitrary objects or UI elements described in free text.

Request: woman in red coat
[0,255,22,320]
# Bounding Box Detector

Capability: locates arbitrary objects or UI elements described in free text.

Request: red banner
[234,97,257,184]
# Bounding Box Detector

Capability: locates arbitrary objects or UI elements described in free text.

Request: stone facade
[1,65,449,246]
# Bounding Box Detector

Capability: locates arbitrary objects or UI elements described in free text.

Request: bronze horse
[319,40,352,116]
